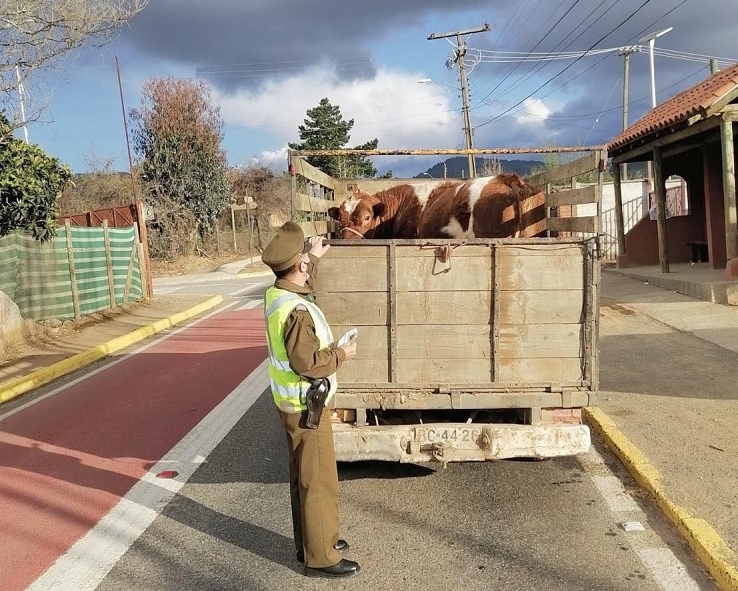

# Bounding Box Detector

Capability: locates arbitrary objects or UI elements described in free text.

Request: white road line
[229,280,271,297]
[236,299,263,311]
[637,548,703,591]
[582,446,709,590]
[26,360,269,591]
[591,475,642,513]
[0,300,241,422]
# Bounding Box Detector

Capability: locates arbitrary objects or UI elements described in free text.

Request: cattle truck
[287,146,606,464]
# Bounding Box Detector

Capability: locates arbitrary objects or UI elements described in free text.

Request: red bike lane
[0,307,267,591]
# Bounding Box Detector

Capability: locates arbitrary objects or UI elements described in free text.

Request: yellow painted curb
[0,295,224,405]
[584,407,738,591]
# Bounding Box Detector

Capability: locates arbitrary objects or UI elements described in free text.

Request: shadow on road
[162,494,299,573]
[600,333,738,400]
[338,460,435,480]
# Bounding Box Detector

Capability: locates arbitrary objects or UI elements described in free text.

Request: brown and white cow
[327,182,460,239]
[417,173,542,239]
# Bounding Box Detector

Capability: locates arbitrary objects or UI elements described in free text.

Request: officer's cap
[261,221,309,272]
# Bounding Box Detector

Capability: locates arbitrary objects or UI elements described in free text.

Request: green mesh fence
[0,226,144,320]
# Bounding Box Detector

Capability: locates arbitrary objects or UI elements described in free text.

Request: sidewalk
[1,263,737,590]
[592,269,738,590]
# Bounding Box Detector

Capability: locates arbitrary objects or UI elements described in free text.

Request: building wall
[618,215,705,267]
[577,178,683,260]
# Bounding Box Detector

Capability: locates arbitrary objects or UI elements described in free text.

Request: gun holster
[304,378,330,430]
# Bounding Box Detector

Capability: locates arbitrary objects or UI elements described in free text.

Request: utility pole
[428,23,490,179]
[617,46,640,180]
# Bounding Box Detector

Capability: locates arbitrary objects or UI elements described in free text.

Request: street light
[637,27,672,191]
[639,27,673,109]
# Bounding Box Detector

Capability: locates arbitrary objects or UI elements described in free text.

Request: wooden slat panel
[499,290,584,324]
[294,192,333,213]
[498,358,583,384]
[396,325,490,359]
[499,248,583,291]
[397,359,492,383]
[397,291,490,324]
[291,157,336,190]
[546,216,598,234]
[314,258,387,292]
[319,293,388,325]
[333,325,388,358]
[395,245,491,258]
[397,257,492,291]
[499,324,582,358]
[546,185,598,207]
[337,358,388,383]
[298,221,332,237]
[525,153,599,187]
[500,244,582,255]
[323,245,387,258]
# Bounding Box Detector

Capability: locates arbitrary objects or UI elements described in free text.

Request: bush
[0,113,71,241]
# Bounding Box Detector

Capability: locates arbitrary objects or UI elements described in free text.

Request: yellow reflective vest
[264,286,338,412]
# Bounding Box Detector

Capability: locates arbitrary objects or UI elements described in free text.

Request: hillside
[414,156,542,179]
[414,156,648,180]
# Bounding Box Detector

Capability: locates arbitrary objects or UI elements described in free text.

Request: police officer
[261,221,360,579]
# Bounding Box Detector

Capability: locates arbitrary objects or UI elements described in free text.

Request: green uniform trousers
[277,406,341,568]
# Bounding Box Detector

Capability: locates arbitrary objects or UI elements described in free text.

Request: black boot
[296,539,349,563]
[304,558,360,578]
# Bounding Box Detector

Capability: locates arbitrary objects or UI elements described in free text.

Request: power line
[474,0,656,131]
[476,0,621,106]
[467,45,737,65]
[481,64,705,128]
[508,0,694,110]
[471,0,581,108]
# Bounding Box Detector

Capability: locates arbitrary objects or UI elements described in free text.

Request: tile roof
[608,62,738,153]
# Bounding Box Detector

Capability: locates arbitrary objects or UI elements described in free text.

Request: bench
[687,240,708,263]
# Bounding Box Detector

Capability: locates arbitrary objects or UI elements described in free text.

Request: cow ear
[372,203,386,218]
[327,207,340,220]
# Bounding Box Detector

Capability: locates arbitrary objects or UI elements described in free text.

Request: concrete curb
[235,270,273,279]
[0,295,224,406]
[584,407,738,591]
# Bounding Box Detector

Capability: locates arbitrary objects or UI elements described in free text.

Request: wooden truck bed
[315,237,599,463]
[289,146,607,463]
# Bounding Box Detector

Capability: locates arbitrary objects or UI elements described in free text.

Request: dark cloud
[125,0,494,90]
[465,0,738,148]
[122,0,737,166]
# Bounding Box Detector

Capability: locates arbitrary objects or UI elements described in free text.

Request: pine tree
[289,98,378,178]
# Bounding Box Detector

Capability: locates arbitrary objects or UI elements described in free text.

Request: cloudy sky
[23,0,738,177]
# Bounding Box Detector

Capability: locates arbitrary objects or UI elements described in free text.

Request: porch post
[653,146,669,273]
[720,115,737,261]
[613,163,627,258]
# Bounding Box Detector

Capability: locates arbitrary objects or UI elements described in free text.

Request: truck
[288,146,606,464]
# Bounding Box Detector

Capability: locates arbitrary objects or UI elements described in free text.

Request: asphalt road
[95,391,716,591]
[6,271,720,591]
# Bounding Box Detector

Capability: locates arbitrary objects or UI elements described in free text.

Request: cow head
[327,193,387,239]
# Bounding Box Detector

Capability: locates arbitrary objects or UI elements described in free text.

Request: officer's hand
[308,236,331,259]
[340,341,357,359]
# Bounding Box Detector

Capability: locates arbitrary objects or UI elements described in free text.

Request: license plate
[415,426,482,446]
